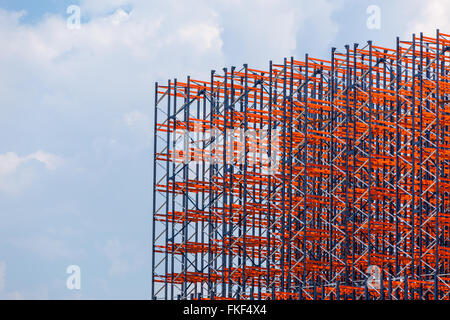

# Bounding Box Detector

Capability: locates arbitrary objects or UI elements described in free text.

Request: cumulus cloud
[110,8,131,26]
[0,1,343,164]
[0,151,62,175]
[0,152,24,176]
[79,0,133,16]
[28,151,64,170]
[406,0,450,37]
[0,0,343,117]
[0,151,63,194]
[215,0,341,66]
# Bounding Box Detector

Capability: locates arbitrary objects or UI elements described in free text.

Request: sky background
[0,0,449,299]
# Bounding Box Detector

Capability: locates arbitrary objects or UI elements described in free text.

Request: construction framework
[152,31,450,300]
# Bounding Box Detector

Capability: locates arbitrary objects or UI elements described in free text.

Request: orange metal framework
[152,31,450,300]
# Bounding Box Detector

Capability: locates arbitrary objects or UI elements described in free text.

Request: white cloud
[0,0,343,118]
[111,8,131,26]
[0,151,62,175]
[212,0,341,67]
[0,151,63,194]
[0,152,24,176]
[28,151,64,170]
[406,0,450,37]
[178,23,223,53]
[80,0,132,16]
[0,2,225,86]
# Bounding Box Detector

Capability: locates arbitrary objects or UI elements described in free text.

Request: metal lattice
[152,31,450,300]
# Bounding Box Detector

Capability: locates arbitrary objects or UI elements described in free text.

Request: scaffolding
[152,31,450,300]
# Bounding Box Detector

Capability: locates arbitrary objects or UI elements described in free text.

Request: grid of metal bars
[152,31,450,300]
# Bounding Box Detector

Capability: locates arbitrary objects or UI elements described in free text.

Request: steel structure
[152,31,450,300]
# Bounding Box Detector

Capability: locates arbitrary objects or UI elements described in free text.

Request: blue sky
[0,0,447,299]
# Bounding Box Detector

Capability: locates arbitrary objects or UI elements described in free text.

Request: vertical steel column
[266,60,273,297]
[287,57,295,293]
[394,37,400,279]
[280,58,287,294]
[329,47,336,296]
[170,79,177,300]
[208,70,215,299]
[434,29,441,300]
[344,45,350,284]
[368,41,374,274]
[410,34,417,287]
[222,68,228,298]
[242,64,249,298]
[301,54,309,288]
[151,81,159,299]
[165,80,172,300]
